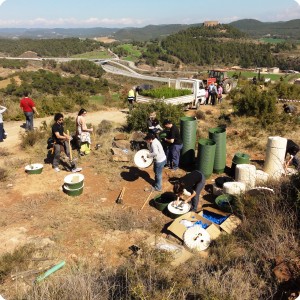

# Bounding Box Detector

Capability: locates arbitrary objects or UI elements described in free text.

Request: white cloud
[294,0,300,6]
[0,0,6,6]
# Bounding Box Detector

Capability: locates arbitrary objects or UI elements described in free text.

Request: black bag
[47,137,54,149]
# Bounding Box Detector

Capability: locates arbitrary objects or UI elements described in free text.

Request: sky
[0,0,299,28]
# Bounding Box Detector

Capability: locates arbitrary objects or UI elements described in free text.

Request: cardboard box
[167,212,221,241]
[145,235,194,267]
[199,207,241,234]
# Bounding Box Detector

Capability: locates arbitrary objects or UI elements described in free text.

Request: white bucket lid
[134,149,153,168]
[168,201,191,215]
[184,225,211,251]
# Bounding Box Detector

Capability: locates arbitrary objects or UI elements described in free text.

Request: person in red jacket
[20,91,39,131]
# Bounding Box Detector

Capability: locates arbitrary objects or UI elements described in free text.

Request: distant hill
[114,24,196,41]
[0,19,300,40]
[0,27,118,39]
[229,19,300,39]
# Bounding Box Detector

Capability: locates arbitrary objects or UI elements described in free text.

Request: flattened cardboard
[167,212,221,241]
[145,235,193,267]
[220,214,242,234]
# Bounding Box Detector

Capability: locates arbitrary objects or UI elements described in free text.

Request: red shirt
[20,97,35,112]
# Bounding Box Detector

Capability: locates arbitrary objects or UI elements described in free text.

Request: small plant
[195,109,206,120]
[96,120,113,136]
[140,86,191,99]
[20,129,46,149]
[0,167,8,181]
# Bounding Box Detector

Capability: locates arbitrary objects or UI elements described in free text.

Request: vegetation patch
[140,86,190,99]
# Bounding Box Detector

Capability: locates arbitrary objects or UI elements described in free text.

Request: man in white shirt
[144,133,167,192]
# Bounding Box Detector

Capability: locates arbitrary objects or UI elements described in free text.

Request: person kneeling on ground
[173,170,206,212]
[284,140,300,173]
[144,133,166,192]
[52,113,82,173]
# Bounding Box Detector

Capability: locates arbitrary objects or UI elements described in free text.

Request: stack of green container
[231,152,250,177]
[196,138,216,178]
[180,116,197,166]
[208,127,227,174]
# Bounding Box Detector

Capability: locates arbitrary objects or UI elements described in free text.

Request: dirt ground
[0,104,268,298]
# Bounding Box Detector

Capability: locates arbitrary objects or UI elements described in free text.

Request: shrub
[140,86,191,99]
[0,244,35,283]
[96,120,113,136]
[0,167,8,181]
[195,109,206,120]
[20,129,47,149]
[231,85,278,127]
[127,102,185,132]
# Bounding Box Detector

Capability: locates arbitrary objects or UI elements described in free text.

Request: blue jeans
[153,159,166,190]
[0,123,3,142]
[169,144,183,169]
[191,170,206,211]
[24,112,34,131]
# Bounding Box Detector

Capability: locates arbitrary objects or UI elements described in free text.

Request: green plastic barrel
[196,138,216,178]
[208,127,226,174]
[231,152,250,177]
[180,116,197,166]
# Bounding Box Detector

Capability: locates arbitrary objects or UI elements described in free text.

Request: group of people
[51,108,93,172]
[205,82,223,105]
[144,112,205,211]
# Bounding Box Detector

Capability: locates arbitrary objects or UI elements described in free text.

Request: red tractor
[205,69,237,94]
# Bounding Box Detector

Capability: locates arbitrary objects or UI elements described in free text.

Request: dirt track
[1,109,128,150]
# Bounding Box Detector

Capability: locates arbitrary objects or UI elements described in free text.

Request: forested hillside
[158,25,275,68]
[0,38,104,57]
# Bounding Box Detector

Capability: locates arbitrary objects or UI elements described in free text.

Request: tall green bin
[180,116,197,166]
[208,127,226,174]
[196,138,216,178]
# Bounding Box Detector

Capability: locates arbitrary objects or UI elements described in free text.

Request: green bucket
[180,116,197,166]
[153,192,176,211]
[215,194,235,212]
[208,127,226,174]
[64,174,84,190]
[231,152,250,177]
[63,184,84,197]
[196,138,216,178]
[25,163,43,175]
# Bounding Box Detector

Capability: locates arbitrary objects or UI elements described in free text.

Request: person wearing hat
[162,119,183,171]
[144,133,166,191]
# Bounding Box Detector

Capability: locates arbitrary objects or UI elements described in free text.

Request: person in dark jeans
[162,119,183,170]
[52,113,82,173]
[19,91,39,131]
[173,170,206,212]
[0,105,7,142]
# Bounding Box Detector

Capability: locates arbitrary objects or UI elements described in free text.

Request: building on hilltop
[203,21,219,27]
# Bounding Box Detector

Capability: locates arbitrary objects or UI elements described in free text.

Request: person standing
[144,133,167,192]
[217,84,223,104]
[208,82,218,106]
[147,111,163,137]
[0,105,7,142]
[127,87,136,112]
[52,113,82,173]
[162,119,183,171]
[173,170,206,212]
[20,91,39,131]
[76,108,93,155]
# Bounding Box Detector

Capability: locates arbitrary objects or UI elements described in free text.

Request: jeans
[53,141,76,169]
[191,171,206,211]
[24,112,34,131]
[0,123,3,142]
[153,159,166,190]
[169,144,183,169]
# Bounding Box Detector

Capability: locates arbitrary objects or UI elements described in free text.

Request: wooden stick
[140,191,153,211]
[67,130,73,161]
